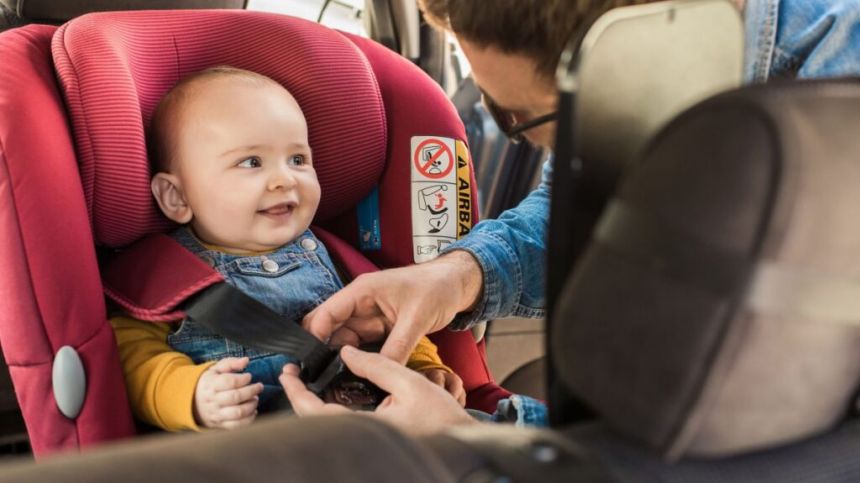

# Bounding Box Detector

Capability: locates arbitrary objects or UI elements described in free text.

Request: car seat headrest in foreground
[52,10,387,247]
[554,78,860,460]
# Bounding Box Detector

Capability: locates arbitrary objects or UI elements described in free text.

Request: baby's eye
[237,156,262,168]
[288,154,306,166]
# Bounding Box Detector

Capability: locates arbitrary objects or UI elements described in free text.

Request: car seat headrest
[6,0,244,23]
[51,10,386,247]
[554,79,860,460]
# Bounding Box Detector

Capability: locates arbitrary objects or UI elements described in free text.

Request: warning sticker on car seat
[411,136,472,263]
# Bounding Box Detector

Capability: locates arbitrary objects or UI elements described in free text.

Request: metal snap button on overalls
[301,238,318,251]
[261,256,279,273]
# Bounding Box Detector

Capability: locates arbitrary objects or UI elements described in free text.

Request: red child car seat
[0,10,511,456]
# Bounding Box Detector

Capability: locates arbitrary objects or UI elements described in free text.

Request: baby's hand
[194,357,263,430]
[419,368,466,407]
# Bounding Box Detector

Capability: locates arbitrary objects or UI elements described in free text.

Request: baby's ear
[151,172,193,224]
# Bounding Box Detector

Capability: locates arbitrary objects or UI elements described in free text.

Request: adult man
[283,0,860,433]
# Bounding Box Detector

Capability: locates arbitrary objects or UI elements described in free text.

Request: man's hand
[419,368,466,407]
[194,357,263,430]
[303,251,483,363]
[280,346,477,436]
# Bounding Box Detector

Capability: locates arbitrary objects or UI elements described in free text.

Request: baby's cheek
[201,199,253,238]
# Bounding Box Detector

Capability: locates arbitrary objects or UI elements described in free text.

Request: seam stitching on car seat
[103,272,223,321]
[0,132,85,449]
[172,34,180,80]
[338,33,388,173]
[0,135,53,359]
[59,24,99,237]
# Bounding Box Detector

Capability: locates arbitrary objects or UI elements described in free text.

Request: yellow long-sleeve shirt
[111,315,449,431]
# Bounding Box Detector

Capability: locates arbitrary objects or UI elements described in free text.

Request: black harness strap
[183,282,342,393]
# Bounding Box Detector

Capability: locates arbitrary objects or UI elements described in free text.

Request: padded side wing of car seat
[0,24,135,456]
[323,34,511,413]
[321,33,477,268]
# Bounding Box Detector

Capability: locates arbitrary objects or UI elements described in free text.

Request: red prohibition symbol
[414,138,454,179]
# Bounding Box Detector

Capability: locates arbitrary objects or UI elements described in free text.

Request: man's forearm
[441,160,552,326]
[435,249,485,313]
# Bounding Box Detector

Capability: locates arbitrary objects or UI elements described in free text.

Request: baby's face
[170,77,320,253]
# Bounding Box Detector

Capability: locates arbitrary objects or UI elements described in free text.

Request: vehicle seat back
[0,23,135,456]
[555,78,860,459]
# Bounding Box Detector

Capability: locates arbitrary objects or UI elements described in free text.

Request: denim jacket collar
[170,226,319,272]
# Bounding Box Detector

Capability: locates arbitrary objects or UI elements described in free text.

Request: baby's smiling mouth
[258,202,296,216]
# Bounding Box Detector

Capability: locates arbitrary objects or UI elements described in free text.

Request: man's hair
[148,66,283,172]
[419,0,654,80]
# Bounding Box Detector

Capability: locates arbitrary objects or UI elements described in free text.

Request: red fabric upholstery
[313,226,379,278]
[101,234,225,322]
[319,34,481,269]
[52,10,387,247]
[0,25,135,456]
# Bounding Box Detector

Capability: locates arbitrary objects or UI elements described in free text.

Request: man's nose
[267,164,298,191]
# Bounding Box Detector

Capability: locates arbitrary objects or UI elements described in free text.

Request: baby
[111,66,464,431]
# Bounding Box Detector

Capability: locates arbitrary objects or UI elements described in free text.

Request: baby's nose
[268,167,298,190]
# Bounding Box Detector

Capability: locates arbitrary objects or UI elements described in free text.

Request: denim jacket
[445,0,860,331]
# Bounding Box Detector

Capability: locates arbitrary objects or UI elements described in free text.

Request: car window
[246,0,367,37]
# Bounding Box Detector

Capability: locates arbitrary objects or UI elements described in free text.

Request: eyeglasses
[480,90,558,144]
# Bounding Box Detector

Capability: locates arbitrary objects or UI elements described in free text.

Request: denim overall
[168,227,343,412]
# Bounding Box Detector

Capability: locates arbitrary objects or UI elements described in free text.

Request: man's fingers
[280,367,348,417]
[329,315,389,347]
[426,370,446,387]
[339,346,422,395]
[329,327,361,348]
[379,313,424,364]
[304,300,367,343]
[210,372,253,391]
[282,363,300,377]
[303,278,388,342]
[211,357,249,374]
[446,374,464,395]
[446,375,466,407]
[302,305,339,342]
[303,286,370,341]
[214,383,263,406]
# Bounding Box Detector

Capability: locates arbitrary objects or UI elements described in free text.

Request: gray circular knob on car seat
[52,345,86,419]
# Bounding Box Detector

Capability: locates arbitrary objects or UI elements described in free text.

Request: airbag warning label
[411,136,472,263]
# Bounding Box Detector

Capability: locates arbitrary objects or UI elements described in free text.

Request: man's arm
[304,160,552,362]
[443,159,552,328]
[304,250,483,363]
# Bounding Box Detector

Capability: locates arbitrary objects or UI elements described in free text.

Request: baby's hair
[148,66,286,172]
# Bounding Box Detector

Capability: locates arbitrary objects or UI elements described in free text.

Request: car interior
[0,0,858,481]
